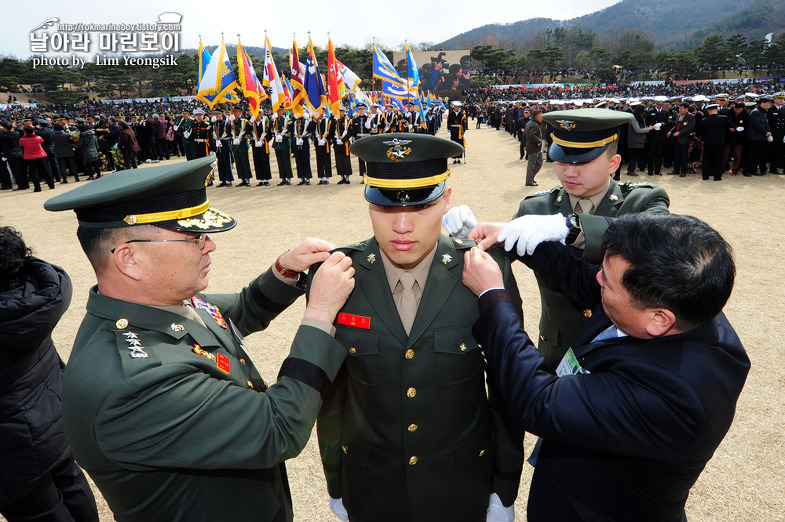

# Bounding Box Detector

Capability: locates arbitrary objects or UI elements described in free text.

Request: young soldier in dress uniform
[292,114,314,185]
[381,103,400,134]
[333,106,353,184]
[350,103,371,181]
[187,108,211,163]
[767,92,785,173]
[44,157,356,522]
[211,108,234,187]
[250,109,273,186]
[173,109,194,161]
[401,100,422,133]
[448,100,467,163]
[443,108,670,366]
[228,105,253,187]
[313,108,334,184]
[365,103,384,135]
[313,133,524,522]
[272,107,294,185]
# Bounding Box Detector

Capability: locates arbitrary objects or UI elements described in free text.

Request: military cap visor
[543,108,633,164]
[350,133,463,207]
[44,157,236,233]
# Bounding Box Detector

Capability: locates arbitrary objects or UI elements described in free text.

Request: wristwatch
[565,213,581,245]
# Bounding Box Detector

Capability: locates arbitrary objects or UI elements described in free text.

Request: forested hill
[439,0,784,51]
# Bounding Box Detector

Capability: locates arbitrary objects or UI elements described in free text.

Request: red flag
[290,40,306,117]
[327,38,345,115]
[236,39,264,117]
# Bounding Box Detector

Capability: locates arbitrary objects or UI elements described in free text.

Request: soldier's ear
[111,244,144,282]
[442,187,452,214]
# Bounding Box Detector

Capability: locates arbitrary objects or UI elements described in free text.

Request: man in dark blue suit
[462,212,749,522]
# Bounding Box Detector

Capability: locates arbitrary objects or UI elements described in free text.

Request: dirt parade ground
[1,123,783,521]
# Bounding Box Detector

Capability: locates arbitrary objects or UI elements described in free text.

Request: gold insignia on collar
[609,194,619,201]
[442,254,452,264]
[455,239,463,244]
[556,119,577,131]
[367,253,376,264]
[383,138,412,162]
[556,196,563,203]
[116,318,128,329]
[170,323,185,332]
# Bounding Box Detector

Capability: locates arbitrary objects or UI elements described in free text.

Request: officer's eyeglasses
[111,234,209,253]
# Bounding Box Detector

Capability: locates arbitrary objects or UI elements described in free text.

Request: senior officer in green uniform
[444,109,670,366]
[44,157,356,522]
[313,134,525,522]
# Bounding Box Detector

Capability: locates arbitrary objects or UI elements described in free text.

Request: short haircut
[77,225,159,274]
[0,226,32,292]
[601,213,735,331]
[680,102,690,109]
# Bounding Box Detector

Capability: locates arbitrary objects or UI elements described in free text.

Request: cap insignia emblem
[383,138,412,162]
[556,119,577,131]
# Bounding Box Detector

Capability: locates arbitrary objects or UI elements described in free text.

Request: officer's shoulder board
[336,239,371,255]
[450,236,477,250]
[620,180,658,192]
[524,186,559,200]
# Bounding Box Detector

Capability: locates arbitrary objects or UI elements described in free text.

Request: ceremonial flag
[353,88,373,110]
[406,45,420,95]
[196,38,239,109]
[336,59,361,91]
[381,79,409,99]
[326,38,346,115]
[236,38,264,117]
[262,34,285,112]
[304,36,327,114]
[198,39,210,85]
[282,75,294,109]
[372,44,405,85]
[290,40,306,117]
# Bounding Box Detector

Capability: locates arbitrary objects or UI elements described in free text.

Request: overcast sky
[6,0,621,59]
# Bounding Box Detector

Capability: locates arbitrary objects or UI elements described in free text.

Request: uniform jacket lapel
[593,182,625,217]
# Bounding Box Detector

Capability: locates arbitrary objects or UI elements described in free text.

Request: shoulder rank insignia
[192,296,228,328]
[442,254,452,264]
[367,253,376,264]
[124,332,148,358]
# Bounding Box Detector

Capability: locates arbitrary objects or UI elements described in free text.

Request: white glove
[408,124,413,131]
[232,138,241,145]
[296,138,304,146]
[336,138,342,145]
[250,115,257,123]
[487,493,515,522]
[211,116,217,123]
[329,498,348,521]
[653,122,662,130]
[498,213,569,256]
[319,138,326,146]
[255,140,263,147]
[276,135,283,143]
[442,205,477,240]
[767,135,773,142]
[736,126,744,132]
[215,140,222,148]
[782,135,785,144]
[227,114,235,122]
[183,130,192,138]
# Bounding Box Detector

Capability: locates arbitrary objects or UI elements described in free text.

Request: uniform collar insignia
[442,254,452,264]
[124,332,148,358]
[367,253,376,264]
[170,323,185,332]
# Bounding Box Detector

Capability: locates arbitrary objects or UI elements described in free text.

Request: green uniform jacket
[62,269,346,522]
[513,180,670,365]
[312,236,525,522]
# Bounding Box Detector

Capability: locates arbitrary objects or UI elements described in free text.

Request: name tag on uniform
[216,353,230,374]
[555,348,589,377]
[337,313,370,329]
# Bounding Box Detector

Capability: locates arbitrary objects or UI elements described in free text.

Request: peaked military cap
[542,108,633,164]
[44,157,236,233]
[350,132,463,207]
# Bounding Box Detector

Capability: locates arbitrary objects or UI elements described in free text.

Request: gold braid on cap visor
[551,134,618,149]
[364,170,451,189]
[123,201,210,225]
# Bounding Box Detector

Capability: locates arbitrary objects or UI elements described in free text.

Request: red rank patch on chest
[337,313,371,329]
[216,353,230,374]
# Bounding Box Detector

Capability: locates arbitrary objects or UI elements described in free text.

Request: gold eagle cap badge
[556,119,577,131]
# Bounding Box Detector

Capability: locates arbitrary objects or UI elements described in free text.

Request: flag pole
[405,40,410,106]
[372,39,376,107]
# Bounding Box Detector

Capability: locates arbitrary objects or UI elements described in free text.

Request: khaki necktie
[576,199,594,214]
[398,272,417,335]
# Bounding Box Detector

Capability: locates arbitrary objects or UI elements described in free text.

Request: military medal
[192,344,216,361]
[191,297,228,328]
[337,313,371,329]
[124,332,148,358]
